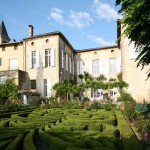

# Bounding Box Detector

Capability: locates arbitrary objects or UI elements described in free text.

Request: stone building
[0,20,149,102]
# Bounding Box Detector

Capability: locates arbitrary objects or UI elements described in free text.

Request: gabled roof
[0,20,11,41]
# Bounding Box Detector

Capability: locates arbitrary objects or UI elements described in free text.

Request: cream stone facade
[118,22,150,103]
[0,20,149,102]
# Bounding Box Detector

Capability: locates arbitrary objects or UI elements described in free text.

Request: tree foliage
[116,0,150,77]
[0,79,19,103]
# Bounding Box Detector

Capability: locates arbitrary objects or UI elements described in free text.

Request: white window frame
[109,58,116,73]
[91,88,103,100]
[32,51,36,68]
[62,49,64,68]
[44,78,51,97]
[45,49,51,67]
[44,79,47,97]
[0,76,6,84]
[92,59,99,74]
[77,61,83,75]
[110,88,117,98]
[9,58,18,70]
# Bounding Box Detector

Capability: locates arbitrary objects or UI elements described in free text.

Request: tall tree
[116,0,150,77]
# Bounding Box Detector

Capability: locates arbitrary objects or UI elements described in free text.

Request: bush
[0,140,12,150]
[0,79,19,104]
[23,129,36,150]
[116,111,142,150]
[5,133,25,150]
[38,129,74,150]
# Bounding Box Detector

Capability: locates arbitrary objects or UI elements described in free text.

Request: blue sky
[0,0,121,50]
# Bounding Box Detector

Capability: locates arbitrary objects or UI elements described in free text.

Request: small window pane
[31,80,36,89]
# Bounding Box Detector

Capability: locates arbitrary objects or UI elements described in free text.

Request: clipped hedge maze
[0,108,141,150]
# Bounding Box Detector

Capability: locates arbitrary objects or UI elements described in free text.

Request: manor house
[0,20,150,103]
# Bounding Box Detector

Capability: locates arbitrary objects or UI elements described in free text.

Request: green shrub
[23,129,36,150]
[0,140,11,149]
[5,133,25,150]
[38,129,74,150]
[0,119,10,127]
[116,111,142,150]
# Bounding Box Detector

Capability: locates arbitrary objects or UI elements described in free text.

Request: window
[0,58,2,66]
[31,42,34,45]
[32,51,36,68]
[91,89,103,100]
[110,88,117,98]
[0,76,6,84]
[14,45,18,50]
[44,48,55,67]
[30,80,36,89]
[62,49,64,68]
[44,79,47,97]
[46,39,49,43]
[66,54,68,71]
[45,49,51,67]
[9,58,18,70]
[77,61,83,75]
[109,58,116,73]
[92,59,99,74]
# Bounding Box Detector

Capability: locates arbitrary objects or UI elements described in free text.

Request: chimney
[28,25,34,37]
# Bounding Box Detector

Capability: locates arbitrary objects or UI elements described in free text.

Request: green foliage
[116,0,150,77]
[117,90,136,120]
[5,133,25,150]
[117,90,133,103]
[116,111,142,150]
[0,79,19,104]
[53,80,86,99]
[23,129,36,150]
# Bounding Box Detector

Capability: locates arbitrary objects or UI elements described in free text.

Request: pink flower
[144,131,149,140]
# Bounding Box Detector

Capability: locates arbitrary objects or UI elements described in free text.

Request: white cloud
[66,11,93,29]
[50,7,64,24]
[92,0,121,21]
[87,34,115,46]
[49,8,93,29]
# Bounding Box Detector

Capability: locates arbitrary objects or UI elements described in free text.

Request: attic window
[94,51,97,55]
[31,42,34,45]
[46,39,49,43]
[111,50,114,53]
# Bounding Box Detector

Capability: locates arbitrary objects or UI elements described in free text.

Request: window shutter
[47,78,51,97]
[69,57,71,73]
[51,48,55,66]
[66,54,68,71]
[99,60,103,74]
[62,49,64,68]
[43,50,45,67]
[117,57,121,72]
[80,61,83,74]
[29,52,32,68]
[88,60,92,74]
[72,61,74,74]
[104,58,109,74]
[36,50,40,68]
[77,61,80,75]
